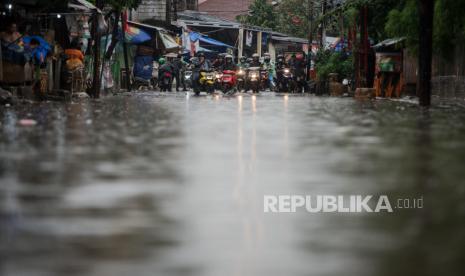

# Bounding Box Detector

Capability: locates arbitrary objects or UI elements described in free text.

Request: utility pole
[306,0,314,81]
[91,0,103,98]
[320,0,327,49]
[238,27,244,58]
[166,0,172,24]
[418,0,434,107]
[173,0,178,21]
[121,11,131,92]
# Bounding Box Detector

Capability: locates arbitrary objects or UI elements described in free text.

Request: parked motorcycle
[133,77,152,90]
[247,67,261,93]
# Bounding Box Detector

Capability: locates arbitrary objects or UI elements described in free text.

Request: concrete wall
[135,0,167,21]
[134,0,198,22]
[432,76,465,99]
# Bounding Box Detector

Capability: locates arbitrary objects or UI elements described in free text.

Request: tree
[385,0,465,59]
[237,0,277,29]
[275,0,311,38]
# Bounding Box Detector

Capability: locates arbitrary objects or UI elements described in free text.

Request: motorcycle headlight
[216,74,223,79]
[238,70,244,75]
[251,73,258,78]
[284,69,290,74]
[207,76,213,80]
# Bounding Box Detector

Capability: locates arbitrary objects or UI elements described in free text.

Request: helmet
[158,57,166,65]
[264,53,271,62]
[252,53,259,58]
[246,58,253,63]
[197,52,205,58]
[225,54,233,60]
[240,56,246,63]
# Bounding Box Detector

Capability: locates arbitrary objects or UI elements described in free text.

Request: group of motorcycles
[189,66,304,96]
[133,60,306,95]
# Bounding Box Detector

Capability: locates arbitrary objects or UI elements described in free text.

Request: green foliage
[384,0,418,53]
[237,0,276,29]
[385,0,465,59]
[315,50,353,81]
[275,0,310,38]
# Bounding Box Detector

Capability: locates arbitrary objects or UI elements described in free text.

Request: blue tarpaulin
[133,55,154,80]
[189,32,232,48]
[22,36,51,63]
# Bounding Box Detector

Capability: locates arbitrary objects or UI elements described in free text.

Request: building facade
[198,0,254,22]
[134,0,198,22]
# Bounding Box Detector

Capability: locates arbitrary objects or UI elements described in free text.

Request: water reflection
[0,94,464,276]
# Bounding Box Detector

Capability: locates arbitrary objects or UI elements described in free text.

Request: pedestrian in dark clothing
[172,55,187,91]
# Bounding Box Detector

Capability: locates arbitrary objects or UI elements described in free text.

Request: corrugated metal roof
[271,35,308,44]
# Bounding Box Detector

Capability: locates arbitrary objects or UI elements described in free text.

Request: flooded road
[1,92,464,276]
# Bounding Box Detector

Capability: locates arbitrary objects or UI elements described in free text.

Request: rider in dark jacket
[212,53,226,71]
[158,58,174,92]
[289,53,307,92]
[222,54,237,71]
[249,53,261,68]
[192,52,212,91]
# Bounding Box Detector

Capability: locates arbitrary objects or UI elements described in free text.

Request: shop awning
[183,46,215,54]
[125,25,152,44]
[189,32,233,48]
[271,35,308,44]
[127,21,180,51]
[159,31,179,50]
[68,0,102,13]
[373,37,406,49]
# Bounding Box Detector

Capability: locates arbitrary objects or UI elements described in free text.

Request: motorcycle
[260,69,269,91]
[277,68,295,93]
[220,70,237,94]
[184,69,193,89]
[236,68,247,92]
[294,73,306,93]
[194,70,215,95]
[133,76,152,90]
[247,67,261,93]
[159,71,173,92]
[214,71,223,91]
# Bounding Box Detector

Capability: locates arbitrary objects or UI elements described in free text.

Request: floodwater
[0,92,464,276]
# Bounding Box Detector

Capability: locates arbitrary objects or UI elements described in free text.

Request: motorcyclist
[290,53,307,92]
[276,54,287,70]
[212,53,226,70]
[222,54,237,71]
[238,56,249,69]
[192,52,212,91]
[262,52,276,87]
[249,53,261,68]
[158,57,174,92]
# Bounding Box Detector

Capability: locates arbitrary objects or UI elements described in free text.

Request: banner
[246,31,253,47]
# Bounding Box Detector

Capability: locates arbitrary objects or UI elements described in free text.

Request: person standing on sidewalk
[172,54,187,92]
